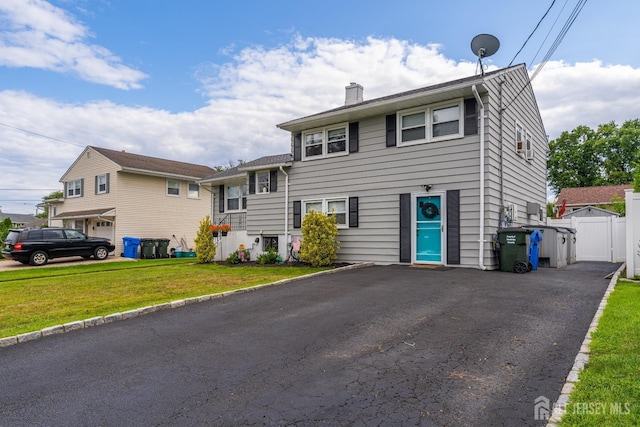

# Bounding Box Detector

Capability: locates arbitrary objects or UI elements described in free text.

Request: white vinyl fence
[548,216,626,264]
[625,189,640,278]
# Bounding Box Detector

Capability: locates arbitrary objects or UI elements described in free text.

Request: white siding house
[51,146,216,256]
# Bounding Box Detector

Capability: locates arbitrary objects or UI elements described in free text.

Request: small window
[66,179,82,198]
[227,184,248,210]
[432,105,460,137]
[263,236,278,252]
[515,123,524,153]
[96,174,108,194]
[167,180,180,196]
[401,112,426,142]
[188,182,200,199]
[257,171,270,194]
[525,132,534,160]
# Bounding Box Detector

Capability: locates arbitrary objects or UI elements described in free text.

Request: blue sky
[2,0,640,214]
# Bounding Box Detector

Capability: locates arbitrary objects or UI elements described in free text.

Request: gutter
[472,85,488,270]
[279,166,290,259]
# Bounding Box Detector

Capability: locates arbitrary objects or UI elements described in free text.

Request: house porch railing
[214,212,246,231]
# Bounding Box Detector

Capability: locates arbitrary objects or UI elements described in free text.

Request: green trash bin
[155,239,170,258]
[139,238,156,259]
[497,228,533,273]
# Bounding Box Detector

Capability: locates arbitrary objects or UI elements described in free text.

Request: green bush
[299,210,339,267]
[193,215,216,263]
[257,248,280,265]
[226,249,250,264]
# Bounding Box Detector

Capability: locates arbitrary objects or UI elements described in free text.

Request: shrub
[299,210,339,267]
[226,249,250,264]
[257,248,280,265]
[193,215,216,263]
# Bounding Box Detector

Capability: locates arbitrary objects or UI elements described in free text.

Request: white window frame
[515,122,525,154]
[397,99,464,146]
[167,179,181,197]
[256,170,270,194]
[227,184,248,211]
[302,197,349,228]
[67,179,82,198]
[187,182,200,199]
[302,123,349,160]
[96,174,108,194]
[525,131,534,160]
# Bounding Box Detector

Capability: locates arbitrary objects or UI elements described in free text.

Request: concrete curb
[546,262,626,426]
[0,262,374,350]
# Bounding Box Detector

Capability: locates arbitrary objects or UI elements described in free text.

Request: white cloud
[0,0,147,89]
[2,36,640,213]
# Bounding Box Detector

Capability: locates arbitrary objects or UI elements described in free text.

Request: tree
[547,120,640,193]
[0,217,13,244]
[193,215,216,263]
[36,190,64,219]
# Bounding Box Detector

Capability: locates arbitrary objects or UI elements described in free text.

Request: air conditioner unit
[516,140,524,153]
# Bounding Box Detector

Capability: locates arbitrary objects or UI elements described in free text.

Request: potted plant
[210,224,232,237]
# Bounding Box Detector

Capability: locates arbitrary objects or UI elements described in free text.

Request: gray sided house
[202,64,548,268]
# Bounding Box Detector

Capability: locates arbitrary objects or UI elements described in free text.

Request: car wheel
[29,251,49,266]
[94,246,109,260]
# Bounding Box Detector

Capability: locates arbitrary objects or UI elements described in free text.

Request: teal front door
[415,195,442,263]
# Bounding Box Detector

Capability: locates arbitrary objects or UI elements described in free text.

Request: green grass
[0,259,328,338]
[559,279,640,426]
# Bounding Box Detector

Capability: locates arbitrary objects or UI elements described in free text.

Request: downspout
[279,166,289,259]
[472,85,488,270]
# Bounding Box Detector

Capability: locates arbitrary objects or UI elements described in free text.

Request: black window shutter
[386,114,397,147]
[399,193,411,262]
[80,178,84,197]
[249,172,256,194]
[464,98,478,136]
[349,122,359,153]
[63,182,67,199]
[105,173,110,193]
[219,185,225,213]
[293,201,302,228]
[348,196,358,227]
[270,169,277,192]
[94,176,98,195]
[446,190,461,264]
[293,133,302,161]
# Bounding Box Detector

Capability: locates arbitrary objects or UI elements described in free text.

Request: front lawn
[0,259,328,338]
[559,278,640,426]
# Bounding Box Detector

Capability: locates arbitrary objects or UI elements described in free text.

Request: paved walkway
[0,262,619,426]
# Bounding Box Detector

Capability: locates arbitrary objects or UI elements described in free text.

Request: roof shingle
[556,184,632,206]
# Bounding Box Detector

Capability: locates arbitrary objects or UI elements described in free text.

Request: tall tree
[547,125,599,193]
[547,120,640,193]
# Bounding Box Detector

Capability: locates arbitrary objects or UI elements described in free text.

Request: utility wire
[529,0,570,66]
[0,121,84,147]
[508,0,557,67]
[504,0,588,110]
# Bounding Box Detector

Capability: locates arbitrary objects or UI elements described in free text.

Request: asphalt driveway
[0,262,618,426]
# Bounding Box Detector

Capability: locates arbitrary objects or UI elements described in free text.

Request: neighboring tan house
[201,64,548,268]
[0,210,37,228]
[47,146,217,256]
[554,184,632,217]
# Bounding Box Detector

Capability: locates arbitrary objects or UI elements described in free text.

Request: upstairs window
[188,182,200,199]
[398,100,463,145]
[66,179,83,198]
[96,174,109,194]
[167,179,180,196]
[303,124,348,160]
[227,184,248,210]
[257,171,270,194]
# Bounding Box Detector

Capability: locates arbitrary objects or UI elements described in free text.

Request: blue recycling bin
[529,229,543,270]
[123,236,141,258]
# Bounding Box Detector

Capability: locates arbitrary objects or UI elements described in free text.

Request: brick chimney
[345,82,364,106]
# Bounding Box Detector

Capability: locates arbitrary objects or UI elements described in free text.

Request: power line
[0,121,84,147]
[508,0,557,67]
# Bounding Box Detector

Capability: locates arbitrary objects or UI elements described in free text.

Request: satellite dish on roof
[471,34,500,75]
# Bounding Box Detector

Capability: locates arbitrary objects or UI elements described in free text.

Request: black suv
[2,228,115,266]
